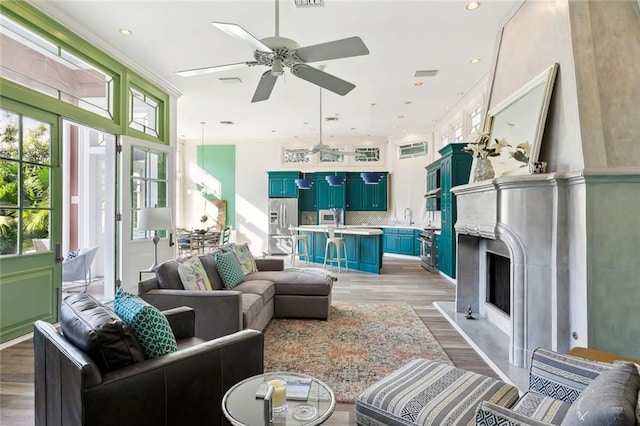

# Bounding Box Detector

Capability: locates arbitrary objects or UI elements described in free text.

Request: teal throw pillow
[215,251,246,289]
[113,288,178,359]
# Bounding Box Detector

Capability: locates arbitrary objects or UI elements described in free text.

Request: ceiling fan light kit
[175,0,369,102]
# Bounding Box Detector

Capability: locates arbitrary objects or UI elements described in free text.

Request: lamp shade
[295,178,314,189]
[361,172,384,184]
[137,207,173,231]
[325,175,345,186]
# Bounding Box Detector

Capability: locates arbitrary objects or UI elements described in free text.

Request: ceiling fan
[175,0,369,102]
[288,87,357,158]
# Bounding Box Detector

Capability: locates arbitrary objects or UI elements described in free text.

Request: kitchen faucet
[404,207,414,225]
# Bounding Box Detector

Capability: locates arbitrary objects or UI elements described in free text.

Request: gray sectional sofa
[138,248,335,340]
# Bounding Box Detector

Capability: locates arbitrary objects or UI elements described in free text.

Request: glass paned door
[0,100,61,342]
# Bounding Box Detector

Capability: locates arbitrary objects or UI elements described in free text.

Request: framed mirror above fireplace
[471,63,559,181]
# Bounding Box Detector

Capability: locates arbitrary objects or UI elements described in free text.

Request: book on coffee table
[255,378,312,401]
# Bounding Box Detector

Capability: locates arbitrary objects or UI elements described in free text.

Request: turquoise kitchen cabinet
[298,173,317,211]
[437,143,472,279]
[345,172,388,211]
[315,172,346,209]
[383,228,417,256]
[425,160,441,211]
[268,171,300,198]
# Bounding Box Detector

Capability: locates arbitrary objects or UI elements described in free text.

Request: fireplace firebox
[487,252,510,316]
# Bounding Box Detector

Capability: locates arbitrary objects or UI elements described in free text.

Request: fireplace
[487,252,510,316]
[452,175,571,368]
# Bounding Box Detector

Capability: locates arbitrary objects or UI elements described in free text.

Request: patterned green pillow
[113,288,178,359]
[232,243,257,275]
[215,251,246,289]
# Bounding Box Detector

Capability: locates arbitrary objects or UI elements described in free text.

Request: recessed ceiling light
[414,82,423,87]
[470,58,481,64]
[119,28,132,36]
[398,115,405,119]
[466,2,480,10]
[271,130,276,132]
[351,127,357,131]
[457,91,465,96]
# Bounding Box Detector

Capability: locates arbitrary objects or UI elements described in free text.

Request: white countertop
[294,225,383,236]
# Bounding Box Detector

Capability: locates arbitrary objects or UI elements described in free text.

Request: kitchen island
[292,226,383,274]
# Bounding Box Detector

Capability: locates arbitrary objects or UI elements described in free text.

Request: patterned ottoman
[355,359,519,426]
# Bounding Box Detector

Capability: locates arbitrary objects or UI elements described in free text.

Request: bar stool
[323,226,348,272]
[289,226,310,266]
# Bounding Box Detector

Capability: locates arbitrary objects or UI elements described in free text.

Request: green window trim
[0,0,170,145]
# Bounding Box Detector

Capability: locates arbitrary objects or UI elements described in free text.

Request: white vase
[474,158,495,182]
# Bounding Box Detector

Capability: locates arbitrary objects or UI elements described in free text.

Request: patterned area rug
[263,302,453,403]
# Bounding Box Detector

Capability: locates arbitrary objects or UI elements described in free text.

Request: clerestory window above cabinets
[281,145,384,166]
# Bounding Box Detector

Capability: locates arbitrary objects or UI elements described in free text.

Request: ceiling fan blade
[175,61,255,77]
[291,64,355,96]
[212,22,273,53]
[293,36,369,63]
[252,71,278,103]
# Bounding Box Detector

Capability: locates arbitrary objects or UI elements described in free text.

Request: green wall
[198,145,236,228]
[586,177,640,358]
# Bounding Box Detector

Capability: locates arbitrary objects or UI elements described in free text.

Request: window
[355,147,381,162]
[469,105,483,135]
[130,146,167,240]
[440,132,449,147]
[0,15,115,120]
[283,148,311,164]
[453,122,463,142]
[0,108,52,255]
[129,86,160,138]
[319,149,345,163]
[397,142,426,159]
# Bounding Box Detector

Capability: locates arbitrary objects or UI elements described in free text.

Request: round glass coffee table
[222,372,336,425]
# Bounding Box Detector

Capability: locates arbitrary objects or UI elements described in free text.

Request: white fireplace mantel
[451,173,571,367]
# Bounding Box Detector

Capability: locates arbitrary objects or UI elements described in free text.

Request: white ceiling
[36,0,520,144]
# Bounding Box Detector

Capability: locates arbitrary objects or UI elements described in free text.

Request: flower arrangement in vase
[463,131,510,182]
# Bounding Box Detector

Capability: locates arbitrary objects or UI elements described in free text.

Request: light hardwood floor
[0,255,497,426]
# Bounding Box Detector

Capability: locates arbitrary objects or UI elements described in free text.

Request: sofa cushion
[246,269,332,296]
[561,361,640,426]
[512,391,571,425]
[232,243,257,275]
[215,251,246,289]
[60,292,144,373]
[197,253,224,290]
[155,260,185,290]
[240,293,264,328]
[178,256,212,291]
[113,288,178,359]
[233,279,276,306]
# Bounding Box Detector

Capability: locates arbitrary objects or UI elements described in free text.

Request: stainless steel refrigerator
[268,198,299,255]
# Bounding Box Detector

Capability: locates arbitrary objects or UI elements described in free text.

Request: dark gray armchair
[34,295,264,426]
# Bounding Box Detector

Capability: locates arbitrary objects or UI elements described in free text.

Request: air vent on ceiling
[325,116,339,121]
[294,0,324,7]
[219,121,234,125]
[398,141,428,159]
[414,70,439,78]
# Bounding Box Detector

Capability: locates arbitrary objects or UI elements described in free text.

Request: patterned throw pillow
[113,288,178,359]
[178,256,212,290]
[215,251,246,289]
[232,243,258,275]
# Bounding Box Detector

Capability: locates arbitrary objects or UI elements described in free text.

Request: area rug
[263,302,452,403]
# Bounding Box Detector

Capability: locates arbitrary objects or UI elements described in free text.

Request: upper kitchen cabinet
[268,171,300,198]
[345,172,388,211]
[438,143,472,279]
[425,160,441,211]
[298,174,317,211]
[315,172,346,209]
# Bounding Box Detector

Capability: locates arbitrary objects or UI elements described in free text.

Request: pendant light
[295,173,314,190]
[361,172,384,184]
[317,88,345,186]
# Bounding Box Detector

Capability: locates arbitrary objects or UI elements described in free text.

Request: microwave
[318,209,343,226]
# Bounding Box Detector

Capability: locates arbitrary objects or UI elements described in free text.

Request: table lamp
[137,207,173,270]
